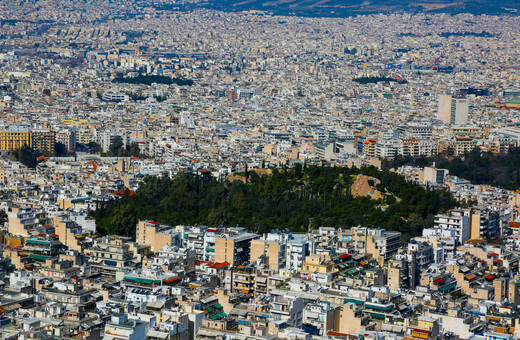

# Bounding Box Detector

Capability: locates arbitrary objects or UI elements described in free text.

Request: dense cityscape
[1,0,520,339]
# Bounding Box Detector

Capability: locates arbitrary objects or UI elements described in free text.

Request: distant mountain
[170,0,520,17]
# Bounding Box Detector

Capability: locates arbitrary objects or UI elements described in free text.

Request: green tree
[109,136,124,156]
[13,145,41,168]
[90,165,457,240]
[54,142,67,156]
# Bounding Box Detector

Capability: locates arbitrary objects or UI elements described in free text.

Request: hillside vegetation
[90,165,457,240]
[383,148,520,190]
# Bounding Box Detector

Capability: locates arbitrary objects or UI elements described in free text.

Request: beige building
[136,220,179,253]
[214,229,258,266]
[334,303,369,335]
[250,239,284,270]
[7,206,46,236]
[54,214,84,252]
[437,94,469,125]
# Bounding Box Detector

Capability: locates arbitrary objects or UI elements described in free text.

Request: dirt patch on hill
[351,175,384,200]
[226,168,274,183]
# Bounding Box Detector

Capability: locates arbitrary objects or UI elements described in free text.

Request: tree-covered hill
[383,148,520,191]
[90,165,457,240]
[112,75,193,86]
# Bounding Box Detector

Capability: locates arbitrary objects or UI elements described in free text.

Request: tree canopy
[383,147,520,190]
[112,74,193,86]
[12,145,41,168]
[90,165,457,240]
[103,137,141,157]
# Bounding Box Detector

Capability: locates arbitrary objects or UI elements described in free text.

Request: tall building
[423,166,449,184]
[214,228,259,266]
[469,208,500,240]
[56,129,77,152]
[434,209,470,245]
[0,130,32,151]
[32,130,56,153]
[7,206,46,236]
[136,220,182,253]
[437,94,469,125]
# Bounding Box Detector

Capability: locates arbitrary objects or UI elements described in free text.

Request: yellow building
[300,254,337,276]
[0,130,32,151]
[363,138,377,157]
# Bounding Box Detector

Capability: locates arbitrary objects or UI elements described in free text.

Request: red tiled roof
[208,262,230,269]
[326,331,355,338]
[413,329,431,334]
[509,222,520,229]
[340,254,351,259]
[489,252,499,257]
[163,277,180,283]
[434,278,445,283]
[485,275,495,280]
[114,189,136,197]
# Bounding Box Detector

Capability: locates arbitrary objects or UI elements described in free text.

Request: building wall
[215,237,234,265]
[0,130,32,151]
[250,239,265,264]
[437,94,452,124]
[54,216,81,252]
[250,239,282,270]
[32,131,56,153]
[137,221,173,253]
[470,211,482,241]
[335,304,363,335]
[387,266,401,291]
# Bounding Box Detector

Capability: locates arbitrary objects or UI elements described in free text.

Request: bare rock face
[226,168,274,183]
[350,175,384,200]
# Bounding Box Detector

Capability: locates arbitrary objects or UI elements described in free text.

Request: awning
[439,283,456,292]
[147,330,169,339]
[229,308,247,316]
[163,277,180,283]
[29,254,51,261]
[371,313,385,319]
[344,298,364,305]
